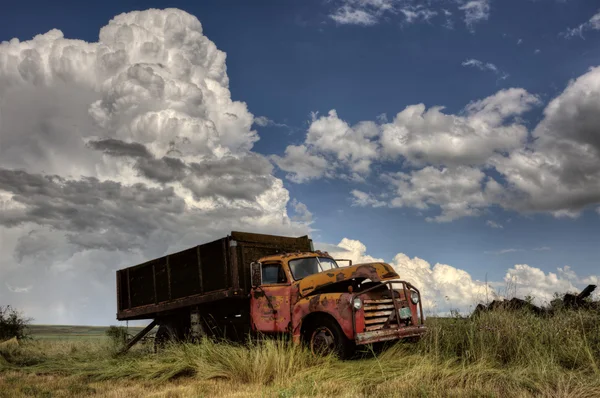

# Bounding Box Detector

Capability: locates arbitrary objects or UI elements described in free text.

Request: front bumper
[356,325,427,345]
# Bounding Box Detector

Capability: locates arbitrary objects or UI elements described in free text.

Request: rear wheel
[154,320,186,352]
[304,317,355,359]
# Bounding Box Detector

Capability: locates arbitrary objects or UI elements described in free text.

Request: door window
[261,264,287,284]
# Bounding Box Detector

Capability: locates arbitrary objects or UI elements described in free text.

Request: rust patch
[355,325,427,345]
[308,294,321,312]
[297,262,399,297]
[337,297,352,320]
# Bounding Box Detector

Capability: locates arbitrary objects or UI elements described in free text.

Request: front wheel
[305,317,355,359]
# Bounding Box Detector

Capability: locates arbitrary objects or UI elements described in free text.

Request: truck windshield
[289,257,339,280]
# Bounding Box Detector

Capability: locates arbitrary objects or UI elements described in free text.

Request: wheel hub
[311,326,335,354]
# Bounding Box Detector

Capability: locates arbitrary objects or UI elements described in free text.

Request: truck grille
[363,298,410,331]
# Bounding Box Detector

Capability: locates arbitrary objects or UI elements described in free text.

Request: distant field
[28,324,148,340]
[3,310,600,397]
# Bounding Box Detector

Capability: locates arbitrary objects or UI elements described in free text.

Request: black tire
[304,316,355,359]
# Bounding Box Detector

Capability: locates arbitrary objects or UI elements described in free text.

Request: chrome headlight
[410,290,419,304]
[353,297,362,310]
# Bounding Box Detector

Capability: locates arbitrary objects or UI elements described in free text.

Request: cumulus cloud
[504,264,581,303]
[383,166,495,222]
[561,10,600,39]
[271,145,330,183]
[0,9,309,325]
[283,73,600,221]
[273,110,379,182]
[322,238,598,313]
[306,111,379,173]
[290,199,314,223]
[490,66,600,216]
[381,88,539,166]
[351,190,386,208]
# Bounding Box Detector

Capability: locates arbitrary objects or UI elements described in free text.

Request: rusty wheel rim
[310,326,335,355]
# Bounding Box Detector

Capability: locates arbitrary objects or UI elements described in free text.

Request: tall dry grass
[2,308,600,397]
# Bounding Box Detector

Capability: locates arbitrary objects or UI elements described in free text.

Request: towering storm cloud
[0,9,308,324]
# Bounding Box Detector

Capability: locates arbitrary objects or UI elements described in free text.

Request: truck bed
[116,231,312,320]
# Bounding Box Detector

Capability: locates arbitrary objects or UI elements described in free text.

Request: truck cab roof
[258,251,333,263]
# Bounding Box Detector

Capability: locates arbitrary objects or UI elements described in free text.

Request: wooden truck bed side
[116,231,312,321]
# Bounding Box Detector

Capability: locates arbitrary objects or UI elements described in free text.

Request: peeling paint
[297,262,400,297]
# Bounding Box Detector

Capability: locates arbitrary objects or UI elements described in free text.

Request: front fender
[291,292,354,343]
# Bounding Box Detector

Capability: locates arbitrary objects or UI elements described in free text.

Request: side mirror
[335,259,352,267]
[251,262,262,287]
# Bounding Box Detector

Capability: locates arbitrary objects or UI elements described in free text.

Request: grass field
[2,309,600,397]
[28,325,148,341]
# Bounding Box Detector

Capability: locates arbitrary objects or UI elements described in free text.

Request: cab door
[250,262,292,333]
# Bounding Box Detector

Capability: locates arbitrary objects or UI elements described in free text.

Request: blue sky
[1,1,600,323]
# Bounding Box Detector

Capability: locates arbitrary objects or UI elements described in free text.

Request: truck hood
[297,262,399,297]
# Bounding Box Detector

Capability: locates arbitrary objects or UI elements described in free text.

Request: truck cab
[249,251,426,358]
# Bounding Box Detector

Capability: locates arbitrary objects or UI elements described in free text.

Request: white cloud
[330,5,380,26]
[0,9,310,325]
[351,190,386,208]
[561,10,600,39]
[323,238,598,313]
[491,66,600,216]
[290,199,314,223]
[328,0,438,26]
[486,220,503,229]
[273,110,379,182]
[504,264,580,303]
[324,237,384,265]
[533,246,551,252]
[399,6,438,23]
[254,116,287,128]
[384,166,495,222]
[441,9,454,29]
[391,252,493,312]
[534,49,541,54]
[380,88,539,167]
[462,58,508,79]
[6,283,32,293]
[294,72,600,221]
[459,0,491,31]
[485,248,521,255]
[517,38,523,45]
[306,110,379,172]
[271,144,330,183]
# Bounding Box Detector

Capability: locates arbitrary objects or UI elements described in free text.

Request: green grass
[2,309,600,397]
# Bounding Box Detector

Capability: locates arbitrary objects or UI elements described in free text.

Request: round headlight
[353,297,362,310]
[410,290,419,304]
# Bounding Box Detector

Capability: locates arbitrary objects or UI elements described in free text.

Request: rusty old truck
[116,231,426,357]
